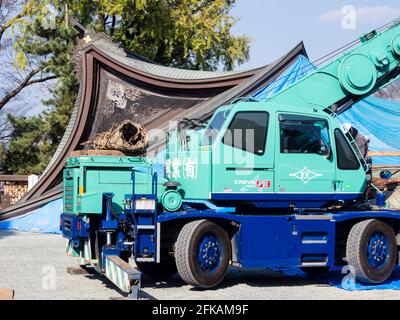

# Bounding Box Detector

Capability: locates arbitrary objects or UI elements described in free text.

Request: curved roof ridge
[68,18,267,81]
[92,38,259,80]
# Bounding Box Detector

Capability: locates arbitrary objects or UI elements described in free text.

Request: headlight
[135,199,156,210]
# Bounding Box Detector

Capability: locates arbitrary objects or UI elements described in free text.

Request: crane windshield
[201,110,230,145]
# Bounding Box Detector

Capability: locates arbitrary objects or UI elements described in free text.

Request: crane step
[137,225,155,230]
[135,257,155,262]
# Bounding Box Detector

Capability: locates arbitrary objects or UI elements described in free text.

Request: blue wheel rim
[367,232,390,270]
[197,234,222,272]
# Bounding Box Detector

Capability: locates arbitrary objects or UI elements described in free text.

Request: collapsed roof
[0,29,308,220]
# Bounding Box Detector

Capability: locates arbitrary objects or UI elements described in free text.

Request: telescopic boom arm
[270,20,400,114]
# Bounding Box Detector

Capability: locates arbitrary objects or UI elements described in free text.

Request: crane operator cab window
[279,114,331,156]
[223,111,269,155]
[334,129,361,170]
[201,111,228,146]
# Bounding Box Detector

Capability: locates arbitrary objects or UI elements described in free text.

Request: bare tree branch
[0,10,24,47]
[26,74,58,86]
[0,66,58,110]
[0,0,34,48]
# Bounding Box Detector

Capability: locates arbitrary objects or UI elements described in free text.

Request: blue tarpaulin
[252,55,316,100]
[281,266,400,291]
[337,96,400,165]
[0,198,62,234]
[328,267,400,291]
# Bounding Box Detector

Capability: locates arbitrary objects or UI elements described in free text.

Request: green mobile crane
[61,20,400,296]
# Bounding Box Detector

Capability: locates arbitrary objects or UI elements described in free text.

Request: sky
[231,0,400,70]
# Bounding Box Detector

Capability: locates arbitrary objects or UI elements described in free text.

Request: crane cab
[166,101,367,209]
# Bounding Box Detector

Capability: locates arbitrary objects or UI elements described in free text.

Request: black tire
[175,220,231,289]
[300,266,330,278]
[136,256,177,280]
[120,251,132,263]
[346,219,397,284]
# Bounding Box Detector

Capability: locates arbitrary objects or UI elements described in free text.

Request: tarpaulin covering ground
[0,198,62,234]
[282,266,400,291]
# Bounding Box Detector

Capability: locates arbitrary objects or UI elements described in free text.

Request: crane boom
[270,21,400,113]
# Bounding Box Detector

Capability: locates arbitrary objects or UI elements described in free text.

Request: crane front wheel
[175,220,231,289]
[346,219,397,284]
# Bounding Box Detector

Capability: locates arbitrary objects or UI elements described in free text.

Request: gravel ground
[1,230,400,300]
